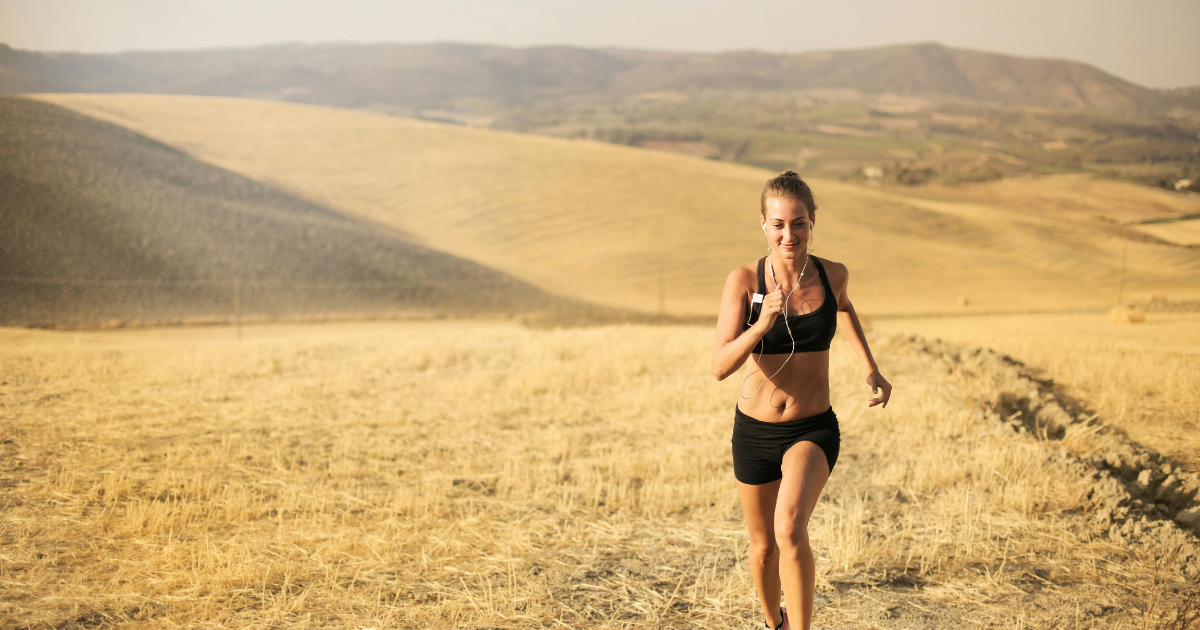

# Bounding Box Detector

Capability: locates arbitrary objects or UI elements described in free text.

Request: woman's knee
[748,536,779,562]
[774,513,811,550]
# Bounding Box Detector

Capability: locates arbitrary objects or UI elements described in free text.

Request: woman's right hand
[757,283,786,329]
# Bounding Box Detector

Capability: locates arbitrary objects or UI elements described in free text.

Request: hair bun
[761,170,817,217]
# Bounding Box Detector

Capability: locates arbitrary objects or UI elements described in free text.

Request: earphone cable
[739,245,809,400]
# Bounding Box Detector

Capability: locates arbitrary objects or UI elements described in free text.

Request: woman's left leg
[774,441,830,630]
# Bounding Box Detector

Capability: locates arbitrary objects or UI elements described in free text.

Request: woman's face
[761,196,813,259]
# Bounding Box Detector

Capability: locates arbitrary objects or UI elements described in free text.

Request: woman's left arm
[830,262,892,408]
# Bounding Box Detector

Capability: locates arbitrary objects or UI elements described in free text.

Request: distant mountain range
[3,41,1197,115]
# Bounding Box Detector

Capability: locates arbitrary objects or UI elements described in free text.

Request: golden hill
[0,96,581,328]
[36,93,1200,316]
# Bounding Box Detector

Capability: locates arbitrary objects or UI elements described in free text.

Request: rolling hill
[34,94,1200,317]
[0,96,584,327]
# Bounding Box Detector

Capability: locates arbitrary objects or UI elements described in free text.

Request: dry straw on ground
[3,321,1196,628]
[875,312,1200,471]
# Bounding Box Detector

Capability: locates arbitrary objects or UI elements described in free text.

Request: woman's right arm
[712,269,782,381]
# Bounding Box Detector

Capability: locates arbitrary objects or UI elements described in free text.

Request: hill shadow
[0,96,633,328]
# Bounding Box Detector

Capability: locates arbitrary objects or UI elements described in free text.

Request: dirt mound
[0,96,594,327]
[902,335,1200,578]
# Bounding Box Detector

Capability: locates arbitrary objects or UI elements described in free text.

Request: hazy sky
[2,0,1198,88]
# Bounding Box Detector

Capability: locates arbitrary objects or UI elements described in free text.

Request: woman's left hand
[866,371,892,408]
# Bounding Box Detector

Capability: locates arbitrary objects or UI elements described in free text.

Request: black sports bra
[741,256,838,354]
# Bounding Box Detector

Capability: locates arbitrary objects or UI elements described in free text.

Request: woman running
[712,171,892,630]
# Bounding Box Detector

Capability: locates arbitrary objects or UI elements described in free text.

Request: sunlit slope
[901,174,1200,245]
[0,96,575,327]
[38,94,1200,315]
[908,174,1200,223]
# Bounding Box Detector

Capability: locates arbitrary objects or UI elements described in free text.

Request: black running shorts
[731,405,840,485]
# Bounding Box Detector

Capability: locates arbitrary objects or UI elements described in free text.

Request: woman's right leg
[738,479,783,628]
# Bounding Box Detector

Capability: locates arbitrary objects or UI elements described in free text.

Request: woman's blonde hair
[760,170,817,217]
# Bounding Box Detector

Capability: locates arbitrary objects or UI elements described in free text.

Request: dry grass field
[873,312,1200,471]
[2,321,1198,629]
[33,94,1200,317]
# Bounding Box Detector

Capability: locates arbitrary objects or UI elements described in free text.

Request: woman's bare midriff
[736,350,831,422]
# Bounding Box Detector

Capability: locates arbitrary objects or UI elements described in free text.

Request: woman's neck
[768,250,808,289]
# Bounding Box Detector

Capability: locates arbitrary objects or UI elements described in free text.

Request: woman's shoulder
[724,260,759,293]
[814,256,849,286]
